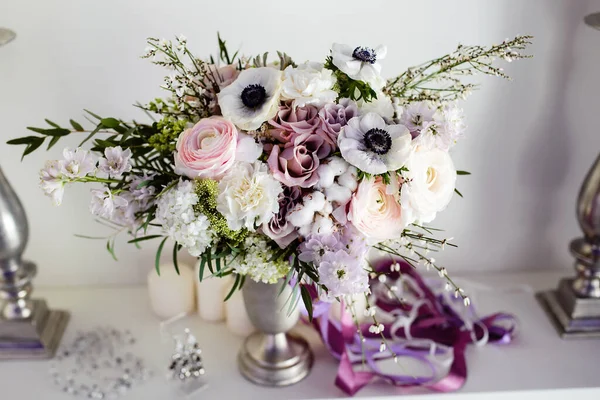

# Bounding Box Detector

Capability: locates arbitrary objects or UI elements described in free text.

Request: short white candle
[225,288,255,337]
[194,261,232,322]
[147,263,195,320]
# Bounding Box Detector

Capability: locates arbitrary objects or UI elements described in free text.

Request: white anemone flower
[217,67,283,131]
[338,112,413,175]
[331,44,387,88]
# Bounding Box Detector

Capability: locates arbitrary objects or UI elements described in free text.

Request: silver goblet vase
[237,279,314,386]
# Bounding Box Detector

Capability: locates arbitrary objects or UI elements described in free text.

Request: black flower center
[241,84,267,108]
[352,47,377,64]
[364,128,392,155]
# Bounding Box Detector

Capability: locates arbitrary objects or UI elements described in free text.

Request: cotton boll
[326,184,352,204]
[338,168,358,191]
[287,192,326,227]
[312,215,335,235]
[320,198,334,215]
[328,156,349,176]
[317,164,336,189]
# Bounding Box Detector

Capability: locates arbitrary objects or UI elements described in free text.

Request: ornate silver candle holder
[0,166,70,358]
[537,153,600,338]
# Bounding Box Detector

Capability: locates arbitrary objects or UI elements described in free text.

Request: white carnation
[217,161,283,231]
[281,62,337,108]
[400,148,457,224]
[155,180,215,257]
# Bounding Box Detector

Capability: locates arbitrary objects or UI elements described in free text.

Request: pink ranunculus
[347,175,408,244]
[174,116,238,179]
[316,98,358,148]
[268,103,320,143]
[267,132,331,188]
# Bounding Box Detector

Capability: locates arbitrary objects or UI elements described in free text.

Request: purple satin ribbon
[303,260,517,396]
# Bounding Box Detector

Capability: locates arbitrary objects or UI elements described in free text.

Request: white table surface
[1,270,600,400]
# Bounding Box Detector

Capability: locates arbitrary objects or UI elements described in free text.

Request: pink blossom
[268,103,320,143]
[174,116,238,179]
[267,132,330,188]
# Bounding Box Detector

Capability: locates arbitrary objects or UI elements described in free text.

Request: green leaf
[206,248,214,274]
[78,125,102,147]
[172,242,180,275]
[278,264,295,297]
[84,109,102,120]
[6,136,38,145]
[136,180,152,189]
[215,254,221,272]
[155,237,169,276]
[198,255,207,282]
[224,274,241,301]
[456,170,471,176]
[22,137,44,159]
[106,238,118,261]
[27,127,70,137]
[47,135,61,150]
[45,119,60,128]
[100,118,121,129]
[127,234,163,244]
[70,119,84,131]
[300,286,313,321]
[454,188,463,198]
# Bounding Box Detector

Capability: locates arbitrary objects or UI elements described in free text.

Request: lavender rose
[268,132,331,188]
[316,98,358,148]
[261,186,302,248]
[269,103,320,143]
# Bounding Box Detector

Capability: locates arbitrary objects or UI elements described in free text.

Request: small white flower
[233,234,290,284]
[89,188,128,220]
[98,146,132,178]
[379,342,386,352]
[438,267,447,278]
[338,113,413,175]
[281,62,337,108]
[378,274,387,283]
[155,180,215,256]
[400,148,457,224]
[331,43,387,88]
[60,147,96,179]
[218,67,283,131]
[318,250,369,300]
[217,161,283,231]
[464,296,471,307]
[39,160,69,206]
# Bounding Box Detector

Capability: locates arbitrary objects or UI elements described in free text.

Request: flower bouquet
[8,34,531,387]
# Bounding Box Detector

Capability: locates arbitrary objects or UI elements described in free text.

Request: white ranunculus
[217,161,283,231]
[400,148,457,224]
[356,91,395,121]
[281,62,337,108]
[217,67,283,131]
[331,44,387,88]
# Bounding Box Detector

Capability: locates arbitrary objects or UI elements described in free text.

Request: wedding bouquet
[8,34,531,320]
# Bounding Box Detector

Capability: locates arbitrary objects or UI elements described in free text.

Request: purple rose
[262,186,301,248]
[267,132,331,188]
[316,98,358,148]
[269,104,320,143]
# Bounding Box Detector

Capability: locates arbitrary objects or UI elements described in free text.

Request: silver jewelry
[49,327,152,398]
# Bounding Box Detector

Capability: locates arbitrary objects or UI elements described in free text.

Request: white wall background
[1,0,599,286]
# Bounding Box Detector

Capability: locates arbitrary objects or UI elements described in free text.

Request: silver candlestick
[537,153,600,338]
[0,166,70,358]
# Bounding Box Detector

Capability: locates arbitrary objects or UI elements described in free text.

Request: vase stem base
[238,331,313,387]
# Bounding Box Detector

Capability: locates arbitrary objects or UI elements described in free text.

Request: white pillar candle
[147,263,195,319]
[194,261,232,322]
[225,288,255,337]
